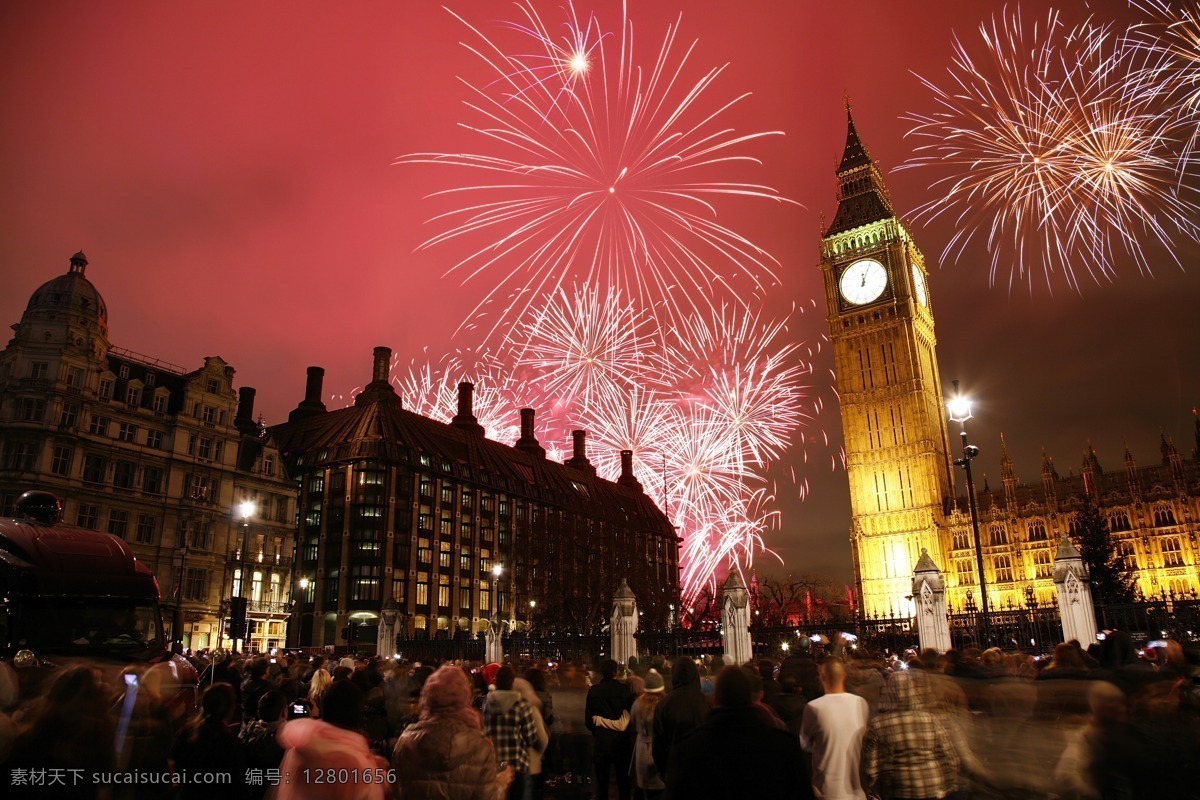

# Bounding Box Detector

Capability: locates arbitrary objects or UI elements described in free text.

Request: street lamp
[948,381,990,648]
[234,500,256,653]
[492,563,503,620]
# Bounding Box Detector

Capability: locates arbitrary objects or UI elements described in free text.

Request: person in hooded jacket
[393,665,513,800]
[484,666,540,800]
[276,678,388,800]
[651,657,709,785]
[513,677,550,800]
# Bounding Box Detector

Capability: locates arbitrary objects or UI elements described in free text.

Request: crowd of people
[0,631,1197,799]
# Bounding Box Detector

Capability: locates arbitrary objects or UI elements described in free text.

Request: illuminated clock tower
[819,110,955,616]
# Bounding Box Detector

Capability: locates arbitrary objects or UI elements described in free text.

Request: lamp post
[492,563,503,620]
[171,545,189,653]
[234,500,255,653]
[947,382,990,648]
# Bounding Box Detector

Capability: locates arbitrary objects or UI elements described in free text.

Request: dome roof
[24,252,108,335]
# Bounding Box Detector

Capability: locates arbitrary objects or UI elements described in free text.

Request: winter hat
[421,665,481,728]
[481,662,501,687]
[643,669,665,694]
[339,657,356,670]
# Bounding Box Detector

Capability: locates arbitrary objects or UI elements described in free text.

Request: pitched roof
[826,109,896,236]
[838,111,872,172]
[269,388,675,535]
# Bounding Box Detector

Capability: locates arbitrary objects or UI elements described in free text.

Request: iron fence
[306,595,1200,665]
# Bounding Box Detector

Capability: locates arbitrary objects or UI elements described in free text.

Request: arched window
[1033,549,1053,579]
[990,523,1008,545]
[1160,537,1184,568]
[1154,505,1177,527]
[993,555,1014,583]
[1108,510,1131,531]
[1028,520,1047,541]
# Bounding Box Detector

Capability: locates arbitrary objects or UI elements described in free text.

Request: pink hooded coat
[274,718,388,800]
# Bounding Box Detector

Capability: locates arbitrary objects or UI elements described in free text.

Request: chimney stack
[515,408,545,457]
[235,386,257,433]
[355,346,400,407]
[289,366,328,422]
[566,429,596,474]
[617,449,642,490]
[451,382,484,435]
[372,346,391,383]
[305,366,324,404]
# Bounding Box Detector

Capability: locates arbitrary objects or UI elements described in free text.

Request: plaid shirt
[484,690,539,775]
[861,673,958,800]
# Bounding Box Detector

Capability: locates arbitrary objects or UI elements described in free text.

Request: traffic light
[228,596,247,640]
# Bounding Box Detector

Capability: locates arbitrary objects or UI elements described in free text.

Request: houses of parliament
[820,111,1200,617]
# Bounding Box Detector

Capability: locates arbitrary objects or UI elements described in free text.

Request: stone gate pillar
[1053,536,1098,646]
[611,579,638,665]
[912,549,952,652]
[485,613,504,665]
[721,571,752,665]
[376,596,399,658]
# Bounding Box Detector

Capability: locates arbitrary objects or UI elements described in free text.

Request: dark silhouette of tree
[1071,492,1136,605]
[755,572,853,626]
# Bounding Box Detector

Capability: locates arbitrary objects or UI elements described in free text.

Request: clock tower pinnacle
[819,110,955,617]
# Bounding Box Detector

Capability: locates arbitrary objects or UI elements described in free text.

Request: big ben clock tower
[820,109,956,616]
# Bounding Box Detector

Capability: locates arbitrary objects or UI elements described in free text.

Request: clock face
[911,264,928,306]
[839,259,888,305]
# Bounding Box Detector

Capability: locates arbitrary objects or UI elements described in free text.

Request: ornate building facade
[0,253,297,651]
[820,114,1200,616]
[269,347,679,649]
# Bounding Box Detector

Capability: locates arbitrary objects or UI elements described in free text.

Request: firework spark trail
[398,1,795,342]
[677,489,781,600]
[394,3,817,604]
[573,382,680,482]
[902,6,1200,292]
[673,306,812,472]
[1127,1,1200,166]
[396,351,521,444]
[511,283,663,413]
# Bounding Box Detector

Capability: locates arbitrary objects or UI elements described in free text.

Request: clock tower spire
[819,110,955,616]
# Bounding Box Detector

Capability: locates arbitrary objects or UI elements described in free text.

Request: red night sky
[2,1,1197,585]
